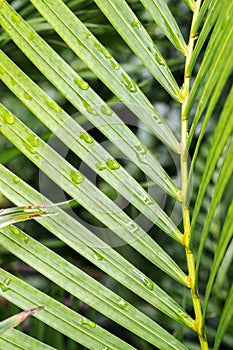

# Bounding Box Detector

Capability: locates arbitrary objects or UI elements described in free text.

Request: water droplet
[74,76,89,90]
[13,175,20,184]
[27,135,39,147]
[80,317,96,328]
[106,158,120,170]
[0,278,11,292]
[9,225,21,235]
[121,73,137,93]
[111,61,120,70]
[155,53,165,66]
[11,13,20,23]
[93,250,104,261]
[45,99,62,112]
[117,298,128,309]
[131,19,142,29]
[86,33,92,39]
[22,233,29,244]
[70,169,85,184]
[96,162,107,171]
[23,141,37,154]
[134,186,155,205]
[100,105,113,116]
[29,32,35,40]
[142,276,154,290]
[134,143,148,164]
[79,131,94,144]
[24,91,32,100]
[81,98,98,115]
[2,110,15,125]
[0,66,5,75]
[94,42,112,59]
[115,213,139,233]
[101,347,109,350]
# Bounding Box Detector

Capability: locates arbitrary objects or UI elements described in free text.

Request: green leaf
[0,269,137,350]
[139,0,187,55]
[186,1,233,120]
[93,0,183,100]
[195,140,233,280]
[0,0,180,153]
[0,307,44,336]
[0,234,190,349]
[190,85,233,238]
[203,200,233,319]
[0,51,182,238]
[213,283,233,350]
[27,0,181,148]
[189,0,221,74]
[0,329,56,350]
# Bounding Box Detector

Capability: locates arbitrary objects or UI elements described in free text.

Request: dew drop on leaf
[80,317,96,328]
[74,76,89,90]
[105,158,120,170]
[23,141,37,154]
[100,105,113,116]
[111,61,120,70]
[9,225,21,235]
[2,110,15,125]
[0,278,11,292]
[70,170,85,184]
[96,162,107,171]
[13,175,20,184]
[94,42,112,59]
[93,250,104,261]
[79,131,94,144]
[27,135,39,147]
[142,276,154,290]
[117,298,128,309]
[45,99,62,112]
[121,73,137,93]
[130,19,142,29]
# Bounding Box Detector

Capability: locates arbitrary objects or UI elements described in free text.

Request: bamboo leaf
[138,0,187,55]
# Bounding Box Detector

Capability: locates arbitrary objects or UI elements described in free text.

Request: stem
[180,2,208,349]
